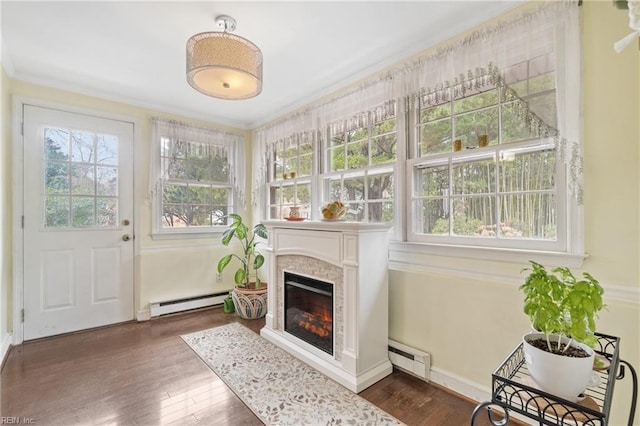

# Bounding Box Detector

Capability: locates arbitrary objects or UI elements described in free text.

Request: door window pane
[45,195,69,228]
[96,134,118,165]
[43,127,119,229]
[72,197,95,227]
[71,131,95,163]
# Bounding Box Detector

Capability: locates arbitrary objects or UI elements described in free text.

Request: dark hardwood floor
[1,308,509,425]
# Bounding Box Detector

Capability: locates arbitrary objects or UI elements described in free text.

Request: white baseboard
[149,293,227,317]
[136,309,151,322]
[430,366,492,403]
[430,367,534,425]
[1,332,13,365]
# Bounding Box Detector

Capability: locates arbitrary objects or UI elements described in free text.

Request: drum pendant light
[186,15,263,100]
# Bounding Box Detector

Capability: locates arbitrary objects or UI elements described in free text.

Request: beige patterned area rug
[181,322,403,425]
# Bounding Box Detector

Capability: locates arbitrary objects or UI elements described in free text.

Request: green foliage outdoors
[520,261,605,350]
[327,118,396,222]
[162,146,231,227]
[217,214,268,289]
[44,130,119,228]
[419,71,558,240]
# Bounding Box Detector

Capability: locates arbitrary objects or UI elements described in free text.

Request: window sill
[388,241,587,284]
[151,228,225,241]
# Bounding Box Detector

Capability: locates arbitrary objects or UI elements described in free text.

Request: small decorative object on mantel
[285,206,305,221]
[478,134,489,147]
[453,139,462,152]
[288,206,300,218]
[321,201,346,220]
[614,0,640,53]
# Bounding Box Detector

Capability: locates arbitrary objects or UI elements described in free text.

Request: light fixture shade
[186,31,263,100]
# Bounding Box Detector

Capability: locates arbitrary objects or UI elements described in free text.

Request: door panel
[23,105,134,340]
[41,250,74,310]
[92,247,120,302]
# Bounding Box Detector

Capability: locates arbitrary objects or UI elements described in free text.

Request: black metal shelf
[471,333,637,426]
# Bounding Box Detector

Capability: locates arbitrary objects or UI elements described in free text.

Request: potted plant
[217,214,268,319]
[519,261,605,401]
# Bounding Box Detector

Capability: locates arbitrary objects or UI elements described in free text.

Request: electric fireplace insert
[284,272,334,355]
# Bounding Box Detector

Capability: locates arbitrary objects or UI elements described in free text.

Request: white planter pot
[522,332,595,401]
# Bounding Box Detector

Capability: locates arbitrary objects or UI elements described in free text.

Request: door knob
[122,234,131,241]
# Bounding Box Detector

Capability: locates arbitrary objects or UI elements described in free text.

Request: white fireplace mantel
[260,220,392,393]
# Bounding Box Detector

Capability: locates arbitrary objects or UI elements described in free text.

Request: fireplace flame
[298,311,332,338]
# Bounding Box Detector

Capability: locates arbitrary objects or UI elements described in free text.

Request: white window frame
[151,121,241,239]
[408,139,567,252]
[402,69,584,266]
[265,134,317,220]
[320,108,399,224]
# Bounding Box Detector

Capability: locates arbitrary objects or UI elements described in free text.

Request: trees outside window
[160,138,231,228]
[151,120,242,237]
[266,135,314,219]
[322,111,397,223]
[44,127,119,229]
[409,55,564,251]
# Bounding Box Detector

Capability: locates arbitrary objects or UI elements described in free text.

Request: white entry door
[22,105,134,340]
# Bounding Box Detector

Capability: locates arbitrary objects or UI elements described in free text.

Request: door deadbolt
[122,219,130,226]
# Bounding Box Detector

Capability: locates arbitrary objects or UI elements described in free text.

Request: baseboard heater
[388,339,431,381]
[150,291,229,317]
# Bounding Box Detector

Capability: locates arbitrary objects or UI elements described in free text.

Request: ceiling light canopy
[186,15,263,100]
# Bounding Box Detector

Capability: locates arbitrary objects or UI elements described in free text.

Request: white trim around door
[12,96,141,344]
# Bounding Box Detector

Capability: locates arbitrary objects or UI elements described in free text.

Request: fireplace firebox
[284,272,333,355]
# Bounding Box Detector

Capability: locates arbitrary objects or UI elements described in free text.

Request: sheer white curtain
[150,118,247,208]
[553,5,583,203]
[252,0,581,203]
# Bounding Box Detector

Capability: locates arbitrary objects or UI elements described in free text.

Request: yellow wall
[1,62,13,350]
[1,2,638,423]
[388,3,639,424]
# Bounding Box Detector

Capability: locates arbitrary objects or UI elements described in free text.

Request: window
[321,104,397,222]
[151,119,243,238]
[266,134,315,219]
[254,2,580,264]
[44,127,119,228]
[408,56,565,251]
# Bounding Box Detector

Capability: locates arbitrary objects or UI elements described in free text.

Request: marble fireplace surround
[260,220,392,393]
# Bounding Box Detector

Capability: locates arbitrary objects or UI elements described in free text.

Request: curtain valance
[150,118,247,207]
[253,0,581,204]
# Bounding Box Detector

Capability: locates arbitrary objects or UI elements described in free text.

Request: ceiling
[1,1,523,130]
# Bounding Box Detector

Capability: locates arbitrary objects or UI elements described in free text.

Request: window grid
[43,127,119,229]
[321,112,397,223]
[410,56,563,250]
[159,136,233,230]
[266,137,315,220]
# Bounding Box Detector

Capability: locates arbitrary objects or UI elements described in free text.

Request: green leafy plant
[520,261,605,351]
[217,214,268,289]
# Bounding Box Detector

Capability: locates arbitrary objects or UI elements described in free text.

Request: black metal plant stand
[471,333,637,426]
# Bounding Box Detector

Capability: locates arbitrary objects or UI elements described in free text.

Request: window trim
[264,135,318,221]
[407,138,568,252]
[319,109,399,224]
[150,123,240,240]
